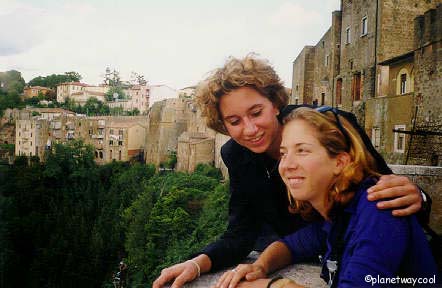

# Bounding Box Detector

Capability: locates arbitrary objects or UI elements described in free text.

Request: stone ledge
[166,252,327,288]
[389,164,442,176]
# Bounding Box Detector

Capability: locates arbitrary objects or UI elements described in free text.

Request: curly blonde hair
[282,107,381,219]
[195,54,289,134]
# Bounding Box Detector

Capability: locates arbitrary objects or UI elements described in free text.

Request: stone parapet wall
[178,252,326,288]
[390,164,442,233]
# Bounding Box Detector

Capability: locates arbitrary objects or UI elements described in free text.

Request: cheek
[225,125,242,139]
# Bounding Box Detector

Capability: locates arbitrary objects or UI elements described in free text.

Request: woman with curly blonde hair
[220,107,437,288]
[153,54,425,288]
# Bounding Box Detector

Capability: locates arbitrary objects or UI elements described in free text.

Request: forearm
[255,241,292,275]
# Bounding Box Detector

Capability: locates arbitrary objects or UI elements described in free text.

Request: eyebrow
[280,142,314,149]
[223,104,263,120]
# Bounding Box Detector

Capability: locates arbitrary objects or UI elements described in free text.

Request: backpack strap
[320,211,352,288]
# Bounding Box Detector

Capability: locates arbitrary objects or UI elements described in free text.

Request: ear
[333,152,351,175]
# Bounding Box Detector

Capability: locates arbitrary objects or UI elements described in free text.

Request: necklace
[265,159,280,179]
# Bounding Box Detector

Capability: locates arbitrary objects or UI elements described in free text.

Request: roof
[24,86,52,90]
[378,51,414,66]
[58,82,90,87]
[28,108,75,114]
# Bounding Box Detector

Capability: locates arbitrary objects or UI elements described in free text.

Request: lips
[286,176,305,187]
[246,133,264,145]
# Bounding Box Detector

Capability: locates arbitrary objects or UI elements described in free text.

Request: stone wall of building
[365,94,415,164]
[291,46,315,104]
[339,0,377,111]
[378,0,440,63]
[409,4,442,166]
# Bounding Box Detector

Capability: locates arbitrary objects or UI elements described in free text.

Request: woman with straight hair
[217,107,437,288]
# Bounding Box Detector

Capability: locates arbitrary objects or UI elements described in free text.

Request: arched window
[396,68,413,95]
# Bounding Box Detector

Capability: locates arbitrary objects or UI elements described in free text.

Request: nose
[243,117,258,136]
[279,153,299,173]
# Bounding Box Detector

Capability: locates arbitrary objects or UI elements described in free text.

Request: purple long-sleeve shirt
[281,178,438,287]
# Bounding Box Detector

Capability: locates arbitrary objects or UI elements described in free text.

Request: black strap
[266,275,283,288]
[320,211,351,287]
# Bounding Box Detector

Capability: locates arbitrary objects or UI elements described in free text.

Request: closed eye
[250,109,262,117]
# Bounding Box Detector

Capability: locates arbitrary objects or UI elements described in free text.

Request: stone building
[23,86,53,99]
[107,85,150,115]
[144,98,191,166]
[56,82,91,103]
[366,3,442,165]
[291,11,342,107]
[14,109,148,164]
[15,118,49,158]
[292,0,441,165]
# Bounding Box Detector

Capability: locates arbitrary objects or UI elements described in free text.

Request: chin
[249,145,270,155]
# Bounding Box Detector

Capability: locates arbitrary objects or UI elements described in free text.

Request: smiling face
[278,119,344,214]
[219,87,282,158]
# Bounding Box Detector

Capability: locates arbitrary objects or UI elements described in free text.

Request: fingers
[365,175,422,216]
[230,265,252,288]
[244,268,266,281]
[367,175,420,199]
[367,175,410,195]
[153,262,197,288]
[171,270,196,288]
[214,264,253,288]
[213,269,236,288]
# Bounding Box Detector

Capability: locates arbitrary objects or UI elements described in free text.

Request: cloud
[0,1,51,56]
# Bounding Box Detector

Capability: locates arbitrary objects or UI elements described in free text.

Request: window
[118,141,123,146]
[119,129,123,135]
[351,73,361,101]
[361,16,368,36]
[321,93,325,105]
[336,78,343,105]
[394,125,406,153]
[371,127,381,149]
[110,129,114,135]
[109,140,114,146]
[400,73,407,94]
[325,54,330,66]
[345,27,351,44]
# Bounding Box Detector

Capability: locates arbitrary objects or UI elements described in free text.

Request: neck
[311,197,330,221]
[266,125,282,159]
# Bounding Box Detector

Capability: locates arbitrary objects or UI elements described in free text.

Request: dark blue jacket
[281,178,439,287]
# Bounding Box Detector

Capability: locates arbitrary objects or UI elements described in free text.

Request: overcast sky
[0,0,340,89]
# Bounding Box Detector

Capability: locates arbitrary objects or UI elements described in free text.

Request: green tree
[0,70,26,94]
[28,72,82,89]
[105,86,127,101]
